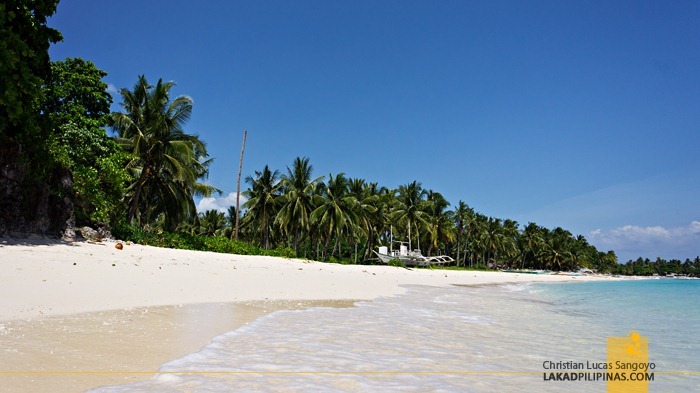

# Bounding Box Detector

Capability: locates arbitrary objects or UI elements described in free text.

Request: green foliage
[111,224,297,258]
[44,59,131,224]
[45,58,112,126]
[242,165,281,250]
[610,257,700,277]
[436,264,491,271]
[0,0,62,140]
[197,209,228,236]
[268,245,297,258]
[52,122,131,222]
[112,75,218,230]
[387,259,406,268]
[0,0,64,208]
[111,223,148,243]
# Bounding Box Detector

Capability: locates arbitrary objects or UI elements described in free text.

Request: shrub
[388,259,406,268]
[110,227,297,259]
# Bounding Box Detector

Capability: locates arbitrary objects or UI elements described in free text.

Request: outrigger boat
[374,241,454,268]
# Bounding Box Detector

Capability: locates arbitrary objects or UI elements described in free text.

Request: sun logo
[625,330,643,356]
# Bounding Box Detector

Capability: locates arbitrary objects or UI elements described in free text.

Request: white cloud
[588,221,700,261]
[196,192,246,214]
[106,83,118,96]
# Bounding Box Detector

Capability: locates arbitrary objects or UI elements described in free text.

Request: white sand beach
[0,238,608,392]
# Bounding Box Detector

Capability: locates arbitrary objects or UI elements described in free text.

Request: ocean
[89,278,700,392]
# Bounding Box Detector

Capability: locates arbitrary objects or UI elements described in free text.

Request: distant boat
[374,243,454,268]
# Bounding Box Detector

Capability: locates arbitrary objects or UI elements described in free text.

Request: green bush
[266,245,296,258]
[112,223,147,243]
[110,226,297,259]
[388,259,406,268]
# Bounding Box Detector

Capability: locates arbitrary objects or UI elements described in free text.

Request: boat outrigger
[374,241,454,268]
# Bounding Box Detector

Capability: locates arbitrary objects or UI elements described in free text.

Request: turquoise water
[90,279,700,392]
[533,278,700,388]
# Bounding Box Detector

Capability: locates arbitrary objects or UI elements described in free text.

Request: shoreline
[0,300,356,393]
[0,238,612,392]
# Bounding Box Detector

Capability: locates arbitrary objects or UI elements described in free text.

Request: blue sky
[48,0,699,261]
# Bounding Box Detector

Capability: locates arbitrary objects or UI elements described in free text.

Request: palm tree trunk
[408,222,412,251]
[234,130,246,240]
[128,169,150,224]
[293,229,299,253]
[263,215,270,249]
[456,232,461,267]
[417,227,421,252]
[322,234,332,261]
[363,227,373,261]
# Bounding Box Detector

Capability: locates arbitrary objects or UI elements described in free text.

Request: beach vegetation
[242,165,282,250]
[44,58,131,224]
[0,0,69,237]
[276,157,322,253]
[387,259,406,268]
[232,156,677,274]
[311,173,359,261]
[0,0,62,145]
[112,75,219,231]
[112,223,295,258]
[196,209,229,237]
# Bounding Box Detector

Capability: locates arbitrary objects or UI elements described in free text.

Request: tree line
[185,158,619,272]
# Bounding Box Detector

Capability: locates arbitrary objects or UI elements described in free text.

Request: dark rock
[79,226,100,241]
[95,222,112,240]
[0,140,26,236]
[0,137,76,239]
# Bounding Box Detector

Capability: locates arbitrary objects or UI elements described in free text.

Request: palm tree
[425,190,454,256]
[538,237,573,271]
[501,219,519,266]
[481,218,505,267]
[347,178,379,263]
[362,184,393,261]
[112,75,217,229]
[242,165,281,249]
[471,213,489,266]
[393,181,428,252]
[276,157,322,252]
[520,222,543,269]
[453,201,467,266]
[311,173,357,261]
[197,209,227,236]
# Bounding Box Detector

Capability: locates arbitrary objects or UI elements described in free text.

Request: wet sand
[0,300,354,393]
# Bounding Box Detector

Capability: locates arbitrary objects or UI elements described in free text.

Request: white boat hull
[374,250,454,267]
